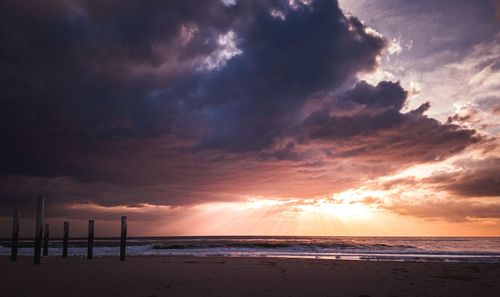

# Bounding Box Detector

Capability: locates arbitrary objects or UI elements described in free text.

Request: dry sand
[1,256,499,297]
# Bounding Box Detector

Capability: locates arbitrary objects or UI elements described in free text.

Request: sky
[0,0,499,237]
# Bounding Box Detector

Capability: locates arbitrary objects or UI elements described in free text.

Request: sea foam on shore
[2,236,500,263]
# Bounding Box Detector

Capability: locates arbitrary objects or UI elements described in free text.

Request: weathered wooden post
[63,221,69,258]
[34,196,44,264]
[120,216,127,261]
[11,203,20,261]
[87,220,94,260]
[43,224,50,256]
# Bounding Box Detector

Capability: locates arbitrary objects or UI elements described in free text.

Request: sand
[1,256,499,297]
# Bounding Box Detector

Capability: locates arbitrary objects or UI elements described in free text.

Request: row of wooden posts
[10,196,128,264]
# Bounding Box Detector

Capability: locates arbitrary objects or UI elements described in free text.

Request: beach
[1,256,499,297]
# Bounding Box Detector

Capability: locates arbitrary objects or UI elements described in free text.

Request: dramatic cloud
[424,157,500,198]
[0,0,493,235]
[384,199,500,222]
[277,80,481,180]
[0,0,386,177]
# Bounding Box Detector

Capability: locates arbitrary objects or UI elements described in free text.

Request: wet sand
[1,256,499,297]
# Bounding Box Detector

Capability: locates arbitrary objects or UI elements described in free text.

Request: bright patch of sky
[339,0,499,134]
[199,31,242,71]
[221,0,236,6]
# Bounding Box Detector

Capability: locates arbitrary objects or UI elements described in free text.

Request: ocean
[2,236,500,263]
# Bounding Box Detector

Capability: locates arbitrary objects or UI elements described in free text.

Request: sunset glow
[0,0,499,238]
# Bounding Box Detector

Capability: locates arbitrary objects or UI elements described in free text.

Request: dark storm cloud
[371,157,500,199]
[0,0,233,178]
[0,0,481,213]
[296,81,479,164]
[0,0,385,179]
[300,81,409,140]
[384,199,500,222]
[424,157,500,198]
[170,0,387,152]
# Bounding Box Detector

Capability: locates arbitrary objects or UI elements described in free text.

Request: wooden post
[120,216,127,261]
[87,220,94,260]
[43,223,49,256]
[34,196,44,264]
[11,203,20,261]
[62,221,69,258]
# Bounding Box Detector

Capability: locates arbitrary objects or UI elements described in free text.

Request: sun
[296,198,375,221]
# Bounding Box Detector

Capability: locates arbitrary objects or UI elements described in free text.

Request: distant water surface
[2,236,500,263]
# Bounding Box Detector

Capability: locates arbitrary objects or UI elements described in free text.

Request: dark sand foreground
[1,256,499,297]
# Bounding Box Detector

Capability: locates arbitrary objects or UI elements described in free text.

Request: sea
[2,236,500,263]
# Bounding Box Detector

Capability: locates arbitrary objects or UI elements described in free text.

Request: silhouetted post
[63,221,69,258]
[43,223,49,256]
[11,203,20,261]
[120,216,127,261]
[34,196,45,264]
[87,220,94,260]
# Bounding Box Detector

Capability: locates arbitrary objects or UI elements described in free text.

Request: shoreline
[4,237,500,264]
[2,256,499,297]
[3,251,500,264]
